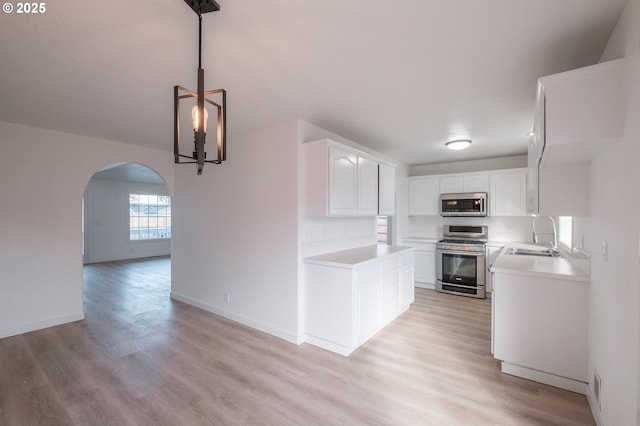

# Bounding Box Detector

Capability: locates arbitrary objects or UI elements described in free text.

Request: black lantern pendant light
[174,0,226,175]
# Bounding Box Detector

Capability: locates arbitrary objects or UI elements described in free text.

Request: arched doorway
[81,162,173,328]
[83,162,171,264]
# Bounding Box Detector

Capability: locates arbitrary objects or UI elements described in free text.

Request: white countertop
[491,243,589,282]
[303,245,413,268]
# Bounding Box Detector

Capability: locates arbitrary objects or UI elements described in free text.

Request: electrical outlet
[601,240,608,262]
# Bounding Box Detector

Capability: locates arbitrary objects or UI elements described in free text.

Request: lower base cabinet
[492,271,588,393]
[303,249,414,356]
[402,239,436,289]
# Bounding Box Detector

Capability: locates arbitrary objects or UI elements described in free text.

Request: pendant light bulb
[191,105,209,133]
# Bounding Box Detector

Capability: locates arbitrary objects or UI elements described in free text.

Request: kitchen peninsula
[303,245,414,356]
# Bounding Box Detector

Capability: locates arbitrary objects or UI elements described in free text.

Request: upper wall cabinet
[440,173,488,194]
[536,58,625,166]
[303,139,395,217]
[357,154,379,215]
[408,176,439,215]
[529,58,625,216]
[378,163,396,216]
[409,169,526,217]
[489,169,527,217]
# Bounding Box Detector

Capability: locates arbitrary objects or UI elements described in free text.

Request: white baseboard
[169,292,299,345]
[501,362,588,395]
[415,282,435,290]
[0,312,85,340]
[303,334,353,356]
[585,382,604,425]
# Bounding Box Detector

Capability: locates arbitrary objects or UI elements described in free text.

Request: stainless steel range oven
[436,225,488,299]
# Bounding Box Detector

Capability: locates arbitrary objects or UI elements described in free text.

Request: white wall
[403,215,550,244]
[84,178,171,263]
[410,155,527,176]
[585,1,640,424]
[0,121,174,339]
[171,119,301,343]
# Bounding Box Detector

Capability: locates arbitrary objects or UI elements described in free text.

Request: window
[129,193,171,240]
[558,216,573,251]
[377,216,392,245]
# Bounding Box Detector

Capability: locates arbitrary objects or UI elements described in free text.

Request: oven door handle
[437,250,484,257]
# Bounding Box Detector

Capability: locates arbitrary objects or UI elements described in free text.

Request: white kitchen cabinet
[402,239,436,289]
[529,58,625,216]
[400,252,415,307]
[329,145,358,215]
[493,270,588,393]
[303,139,381,217]
[463,174,489,192]
[489,169,527,216]
[303,246,414,356]
[439,175,463,193]
[357,154,379,215]
[408,176,439,215]
[439,173,488,194]
[378,162,396,216]
[526,134,541,215]
[537,58,625,166]
[484,243,504,294]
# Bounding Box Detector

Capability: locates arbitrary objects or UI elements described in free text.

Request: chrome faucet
[531,215,558,251]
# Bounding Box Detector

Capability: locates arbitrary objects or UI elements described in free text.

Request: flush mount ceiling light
[174,0,226,175]
[445,139,472,151]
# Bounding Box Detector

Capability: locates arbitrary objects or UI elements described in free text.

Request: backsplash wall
[403,215,554,244]
[300,217,377,257]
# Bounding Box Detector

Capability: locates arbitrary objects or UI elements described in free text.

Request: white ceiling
[0,0,626,166]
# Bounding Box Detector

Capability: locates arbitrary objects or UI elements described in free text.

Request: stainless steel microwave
[439,192,487,217]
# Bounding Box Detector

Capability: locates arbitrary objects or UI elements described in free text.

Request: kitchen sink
[506,247,560,257]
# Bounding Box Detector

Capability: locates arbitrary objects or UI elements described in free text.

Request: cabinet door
[423,250,436,284]
[378,163,396,216]
[355,281,379,345]
[328,146,357,215]
[408,177,439,215]
[440,176,463,194]
[464,174,489,192]
[489,171,527,216]
[527,136,540,215]
[380,272,400,325]
[357,155,379,215]
[400,265,415,307]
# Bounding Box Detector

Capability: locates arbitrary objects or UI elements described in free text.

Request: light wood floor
[0,257,595,425]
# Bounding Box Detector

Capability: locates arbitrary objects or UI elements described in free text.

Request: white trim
[585,384,604,426]
[0,312,85,339]
[303,334,353,356]
[414,282,435,290]
[169,292,300,345]
[501,362,588,394]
